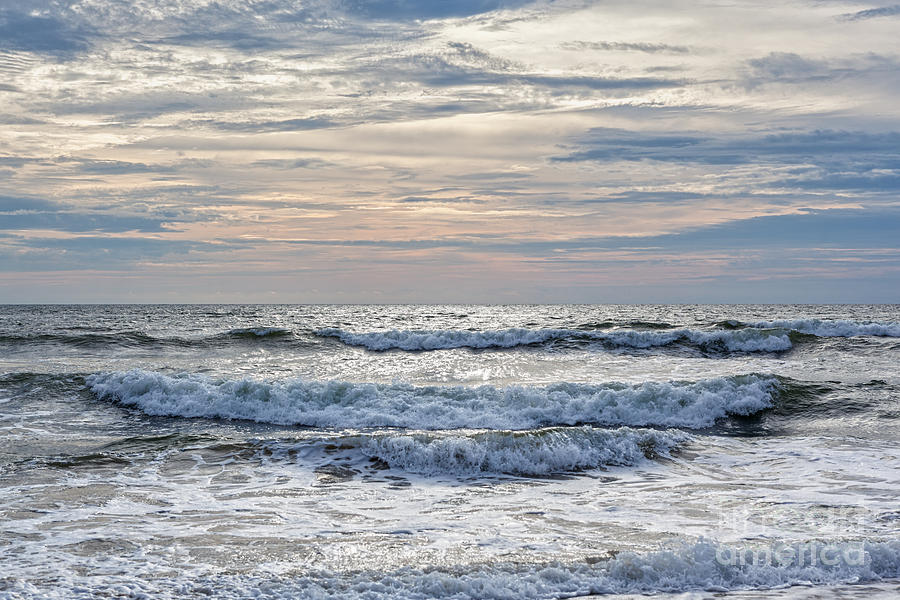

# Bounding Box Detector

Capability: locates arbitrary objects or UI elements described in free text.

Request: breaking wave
[9,539,900,599]
[14,427,686,478]
[7,318,895,355]
[259,539,900,598]
[86,370,782,430]
[315,326,793,353]
[355,426,687,475]
[746,318,900,338]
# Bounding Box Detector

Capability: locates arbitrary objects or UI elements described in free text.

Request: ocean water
[1,304,899,599]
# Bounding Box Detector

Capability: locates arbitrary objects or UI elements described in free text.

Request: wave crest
[14,539,898,598]
[358,427,687,475]
[315,327,793,353]
[748,318,900,337]
[86,371,781,430]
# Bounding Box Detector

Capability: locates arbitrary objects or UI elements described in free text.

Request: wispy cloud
[560,41,692,54]
[0,234,243,272]
[555,128,900,166]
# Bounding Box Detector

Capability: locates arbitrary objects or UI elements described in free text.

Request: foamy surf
[5,539,899,599]
[263,539,900,597]
[225,426,688,476]
[20,426,685,477]
[253,539,900,597]
[746,319,900,338]
[86,371,781,430]
[315,326,793,352]
[355,426,688,475]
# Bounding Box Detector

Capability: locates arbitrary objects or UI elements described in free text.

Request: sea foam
[87,371,780,430]
[355,426,687,475]
[288,539,900,598]
[248,426,687,476]
[748,319,900,338]
[8,539,899,599]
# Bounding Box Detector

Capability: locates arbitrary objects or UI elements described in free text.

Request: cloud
[739,52,900,89]
[0,193,221,234]
[0,235,244,272]
[156,30,303,51]
[560,41,692,54]
[54,158,176,175]
[0,212,174,233]
[605,208,900,252]
[0,198,174,233]
[780,170,900,192]
[0,10,95,55]
[743,52,831,83]
[518,73,684,91]
[225,207,900,256]
[839,5,900,21]
[553,128,900,169]
[249,158,335,169]
[576,191,726,205]
[373,43,684,91]
[0,195,59,212]
[399,195,485,203]
[341,0,532,21]
[551,127,900,195]
[194,116,338,133]
[0,50,37,75]
[455,171,533,181]
[1,0,420,57]
[551,128,706,163]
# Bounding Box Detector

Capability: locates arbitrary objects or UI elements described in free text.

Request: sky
[1,0,899,303]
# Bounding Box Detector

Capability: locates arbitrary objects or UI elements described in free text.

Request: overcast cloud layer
[1,0,899,302]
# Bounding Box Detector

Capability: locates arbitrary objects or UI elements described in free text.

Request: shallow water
[1,304,898,598]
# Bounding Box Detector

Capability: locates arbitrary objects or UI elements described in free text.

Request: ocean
[1,304,899,599]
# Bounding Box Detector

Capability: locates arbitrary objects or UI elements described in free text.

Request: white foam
[672,328,792,352]
[356,427,688,475]
[86,371,780,430]
[6,539,899,599]
[749,319,900,338]
[315,327,793,352]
